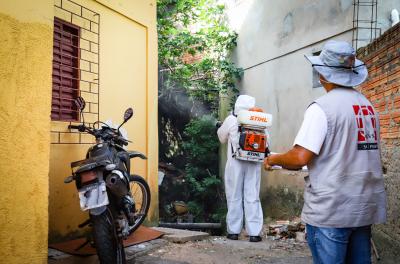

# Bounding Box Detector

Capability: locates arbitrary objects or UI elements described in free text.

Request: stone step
[152,227,209,243]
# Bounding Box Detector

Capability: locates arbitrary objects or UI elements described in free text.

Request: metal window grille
[51,0,100,145]
[52,17,80,121]
[352,0,381,50]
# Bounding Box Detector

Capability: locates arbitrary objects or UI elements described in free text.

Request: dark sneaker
[249,236,262,242]
[226,234,239,240]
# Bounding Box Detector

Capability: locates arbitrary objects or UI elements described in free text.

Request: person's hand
[264,156,273,171]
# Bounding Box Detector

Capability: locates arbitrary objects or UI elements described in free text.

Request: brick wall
[357,23,400,261]
[52,0,100,144]
[358,23,400,139]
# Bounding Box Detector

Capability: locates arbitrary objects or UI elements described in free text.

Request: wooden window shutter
[52,17,80,121]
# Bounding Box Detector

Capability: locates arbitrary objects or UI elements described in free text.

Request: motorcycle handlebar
[68,124,82,130]
[115,136,129,146]
[69,124,128,146]
[68,124,88,133]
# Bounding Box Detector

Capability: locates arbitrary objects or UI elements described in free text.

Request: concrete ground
[49,236,312,264]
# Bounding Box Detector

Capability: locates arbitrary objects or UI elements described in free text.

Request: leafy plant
[183,116,225,222]
[157,0,241,223]
[157,0,242,109]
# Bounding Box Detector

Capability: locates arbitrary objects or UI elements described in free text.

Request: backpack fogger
[232,110,273,162]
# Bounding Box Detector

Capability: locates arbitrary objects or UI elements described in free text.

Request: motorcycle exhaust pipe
[105,171,129,200]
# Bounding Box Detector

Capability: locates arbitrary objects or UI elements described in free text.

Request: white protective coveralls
[217,95,264,236]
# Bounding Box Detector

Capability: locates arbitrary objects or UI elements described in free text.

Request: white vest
[301,88,387,228]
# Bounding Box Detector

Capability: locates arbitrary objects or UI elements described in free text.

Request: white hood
[234,95,255,115]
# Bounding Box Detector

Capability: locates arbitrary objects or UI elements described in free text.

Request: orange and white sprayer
[232,108,273,162]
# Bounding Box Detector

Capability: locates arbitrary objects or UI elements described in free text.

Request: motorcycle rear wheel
[128,175,151,233]
[91,209,126,264]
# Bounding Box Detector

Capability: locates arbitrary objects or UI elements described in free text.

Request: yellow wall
[49,0,158,241]
[0,0,54,263]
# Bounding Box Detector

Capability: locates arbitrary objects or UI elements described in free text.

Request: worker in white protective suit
[217,95,264,242]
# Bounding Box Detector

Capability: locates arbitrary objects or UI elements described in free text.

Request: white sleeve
[217,115,237,144]
[265,128,271,148]
[293,103,327,155]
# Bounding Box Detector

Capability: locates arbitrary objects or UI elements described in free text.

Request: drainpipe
[159,222,222,230]
[391,9,399,27]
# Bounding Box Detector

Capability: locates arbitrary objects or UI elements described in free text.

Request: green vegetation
[183,116,224,222]
[158,0,242,107]
[157,0,242,222]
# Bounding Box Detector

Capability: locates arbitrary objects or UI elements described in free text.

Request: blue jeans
[306,224,371,264]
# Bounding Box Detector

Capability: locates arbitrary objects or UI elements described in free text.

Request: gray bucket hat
[305,40,368,87]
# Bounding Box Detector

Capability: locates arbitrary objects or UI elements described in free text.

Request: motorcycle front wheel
[128,174,151,233]
[91,209,126,264]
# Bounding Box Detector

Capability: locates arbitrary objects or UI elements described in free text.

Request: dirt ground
[135,236,312,264]
[49,236,312,264]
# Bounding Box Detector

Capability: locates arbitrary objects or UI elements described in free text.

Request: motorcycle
[64,97,151,264]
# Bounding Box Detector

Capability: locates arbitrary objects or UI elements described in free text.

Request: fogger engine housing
[233,110,273,162]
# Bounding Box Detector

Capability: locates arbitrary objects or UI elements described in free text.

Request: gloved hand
[264,156,273,171]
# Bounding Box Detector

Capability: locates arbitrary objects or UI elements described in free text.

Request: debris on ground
[265,218,306,242]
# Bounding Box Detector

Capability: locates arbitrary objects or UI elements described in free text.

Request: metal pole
[353,0,356,48]
[356,0,360,50]
[375,0,378,39]
[159,222,222,230]
[371,0,374,43]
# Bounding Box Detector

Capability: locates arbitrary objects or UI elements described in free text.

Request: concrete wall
[223,0,400,219]
[224,0,355,210]
[49,0,158,242]
[0,0,54,263]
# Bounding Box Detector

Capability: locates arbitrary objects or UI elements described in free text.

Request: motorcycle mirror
[118,107,134,131]
[74,96,86,125]
[124,108,134,122]
[64,176,74,184]
[74,96,86,111]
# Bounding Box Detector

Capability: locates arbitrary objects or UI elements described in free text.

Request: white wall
[227,0,354,151]
[222,0,399,198]
[225,0,399,152]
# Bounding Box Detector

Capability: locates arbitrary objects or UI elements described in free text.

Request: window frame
[51,17,81,122]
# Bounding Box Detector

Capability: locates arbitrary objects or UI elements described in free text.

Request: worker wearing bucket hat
[305,40,368,87]
[264,40,387,263]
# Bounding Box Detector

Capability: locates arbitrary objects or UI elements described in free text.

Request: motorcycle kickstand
[78,218,91,228]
